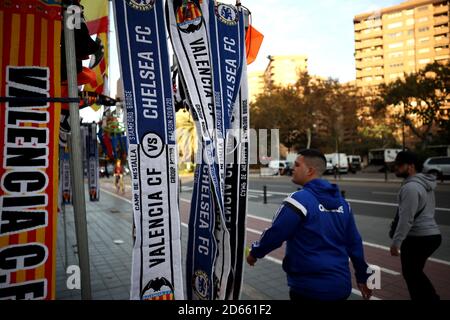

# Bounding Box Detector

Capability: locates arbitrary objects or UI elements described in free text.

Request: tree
[375,61,450,150]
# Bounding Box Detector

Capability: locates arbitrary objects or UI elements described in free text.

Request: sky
[81,0,404,122]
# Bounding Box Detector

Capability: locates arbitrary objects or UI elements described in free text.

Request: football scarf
[207,1,247,300]
[167,0,232,300]
[0,0,62,300]
[114,0,184,300]
[86,123,99,201]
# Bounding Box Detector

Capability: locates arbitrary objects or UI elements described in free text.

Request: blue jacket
[250,179,369,300]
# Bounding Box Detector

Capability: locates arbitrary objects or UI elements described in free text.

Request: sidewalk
[55,178,290,300]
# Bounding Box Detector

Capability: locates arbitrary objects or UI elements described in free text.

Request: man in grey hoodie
[391,151,441,300]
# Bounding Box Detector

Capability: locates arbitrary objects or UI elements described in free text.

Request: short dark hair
[297,149,327,174]
[395,151,423,172]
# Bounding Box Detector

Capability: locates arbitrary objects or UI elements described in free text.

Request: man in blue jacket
[247,149,372,300]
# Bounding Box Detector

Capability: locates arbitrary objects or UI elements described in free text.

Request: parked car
[268,160,293,176]
[423,156,450,179]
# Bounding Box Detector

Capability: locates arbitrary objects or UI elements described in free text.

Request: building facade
[354,0,449,90]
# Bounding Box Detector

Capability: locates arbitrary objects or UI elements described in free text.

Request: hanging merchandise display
[167,0,228,300]
[0,0,62,300]
[61,144,72,204]
[85,123,99,201]
[207,1,249,300]
[114,0,184,300]
[167,0,249,300]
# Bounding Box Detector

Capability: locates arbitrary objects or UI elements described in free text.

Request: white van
[325,153,349,174]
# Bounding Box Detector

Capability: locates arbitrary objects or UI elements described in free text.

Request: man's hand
[390,245,400,256]
[357,283,372,300]
[246,253,257,266]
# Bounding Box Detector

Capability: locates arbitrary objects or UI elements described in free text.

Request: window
[389,62,404,68]
[388,21,403,29]
[388,42,403,49]
[408,29,414,35]
[389,51,404,58]
[408,61,416,66]
[408,50,415,56]
[386,12,402,19]
[419,37,430,43]
[428,157,450,165]
[406,18,415,26]
[418,26,430,32]
[389,73,403,79]
[388,31,402,38]
[418,5,429,12]
[419,58,431,64]
[418,48,430,53]
[418,16,429,23]
[405,9,414,16]
[407,39,415,46]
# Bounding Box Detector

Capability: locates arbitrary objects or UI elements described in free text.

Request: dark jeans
[400,234,442,300]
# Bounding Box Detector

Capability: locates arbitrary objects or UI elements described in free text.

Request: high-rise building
[248,70,265,102]
[263,55,308,90]
[354,0,449,90]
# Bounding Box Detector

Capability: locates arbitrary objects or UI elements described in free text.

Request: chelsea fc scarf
[114,0,184,300]
[207,2,248,300]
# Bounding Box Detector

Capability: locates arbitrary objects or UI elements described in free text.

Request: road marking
[372,191,397,196]
[104,189,450,267]
[347,198,450,212]
[248,214,272,223]
[247,227,262,235]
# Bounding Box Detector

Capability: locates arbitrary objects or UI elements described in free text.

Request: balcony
[434,36,450,46]
[355,48,384,59]
[355,37,383,49]
[433,3,449,15]
[355,28,383,41]
[435,24,450,35]
[434,15,449,25]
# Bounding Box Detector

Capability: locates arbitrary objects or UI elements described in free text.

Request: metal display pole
[63,2,92,299]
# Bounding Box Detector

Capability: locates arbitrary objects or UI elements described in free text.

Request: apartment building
[263,55,308,90]
[354,0,450,90]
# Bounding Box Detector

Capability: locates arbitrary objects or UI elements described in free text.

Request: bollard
[263,185,267,204]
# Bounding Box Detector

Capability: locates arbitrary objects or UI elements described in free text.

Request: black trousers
[400,234,442,300]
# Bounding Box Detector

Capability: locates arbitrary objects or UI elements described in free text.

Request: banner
[114,0,183,300]
[86,123,99,201]
[0,0,62,300]
[207,1,247,300]
[167,0,232,300]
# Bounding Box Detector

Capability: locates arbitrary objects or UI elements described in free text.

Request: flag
[82,0,109,111]
[0,0,62,300]
[245,24,263,65]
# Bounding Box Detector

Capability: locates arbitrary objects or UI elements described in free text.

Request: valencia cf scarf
[0,0,62,300]
[114,0,184,300]
[167,0,232,300]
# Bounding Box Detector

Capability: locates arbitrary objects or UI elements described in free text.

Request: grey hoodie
[392,173,441,247]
